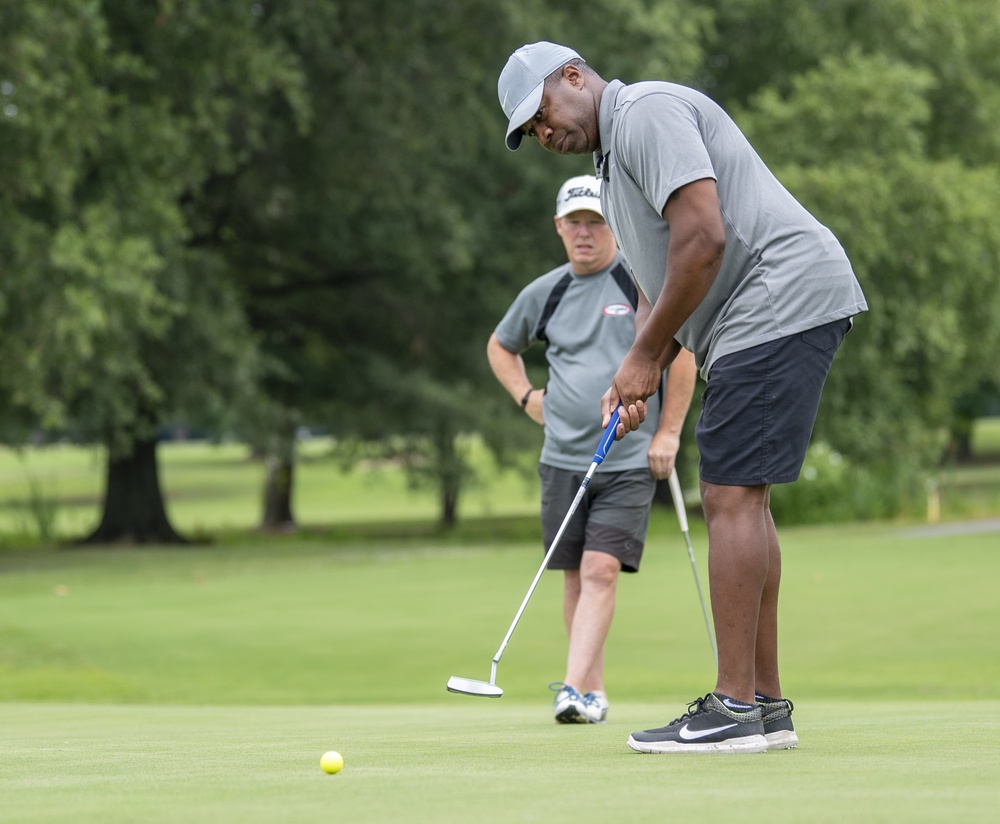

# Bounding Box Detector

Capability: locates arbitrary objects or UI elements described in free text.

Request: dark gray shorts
[538,464,656,573]
[696,318,851,486]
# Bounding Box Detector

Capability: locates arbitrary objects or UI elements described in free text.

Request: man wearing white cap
[488,175,697,724]
[497,42,867,752]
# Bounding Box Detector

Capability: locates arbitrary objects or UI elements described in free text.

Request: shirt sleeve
[493,281,544,354]
[619,92,717,216]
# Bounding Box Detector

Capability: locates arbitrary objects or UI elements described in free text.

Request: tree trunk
[434,427,461,530]
[441,483,458,529]
[81,435,186,545]
[952,432,973,463]
[261,452,295,531]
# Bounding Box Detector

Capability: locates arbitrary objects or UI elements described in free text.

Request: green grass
[930,414,1000,516]
[4,421,1000,544]
[2,701,997,824]
[2,435,999,821]
[1,520,999,822]
[0,437,542,541]
[2,520,998,703]
[972,415,1000,456]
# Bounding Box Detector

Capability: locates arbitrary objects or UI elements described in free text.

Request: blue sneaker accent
[549,682,588,724]
[584,691,609,723]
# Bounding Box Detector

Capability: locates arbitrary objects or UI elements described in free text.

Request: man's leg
[751,489,799,748]
[562,569,581,637]
[700,480,770,706]
[626,480,770,752]
[563,550,620,694]
[754,487,783,699]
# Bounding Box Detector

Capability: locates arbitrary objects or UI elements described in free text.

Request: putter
[447,408,622,698]
[667,468,718,665]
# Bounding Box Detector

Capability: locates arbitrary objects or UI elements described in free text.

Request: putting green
[2,701,998,824]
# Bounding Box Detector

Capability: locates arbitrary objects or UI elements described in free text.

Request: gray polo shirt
[494,252,662,471]
[595,79,868,378]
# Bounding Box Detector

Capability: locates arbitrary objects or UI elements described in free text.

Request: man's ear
[563,64,584,89]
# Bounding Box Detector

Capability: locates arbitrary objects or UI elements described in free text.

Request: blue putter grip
[593,408,622,466]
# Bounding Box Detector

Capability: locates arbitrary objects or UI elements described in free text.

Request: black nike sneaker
[757,696,798,750]
[627,692,768,753]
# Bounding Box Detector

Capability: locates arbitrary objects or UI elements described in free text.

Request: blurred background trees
[2,0,998,538]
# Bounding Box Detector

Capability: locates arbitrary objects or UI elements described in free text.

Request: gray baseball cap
[498,41,583,151]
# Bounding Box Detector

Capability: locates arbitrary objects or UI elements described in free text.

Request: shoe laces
[548,681,580,697]
[667,694,710,726]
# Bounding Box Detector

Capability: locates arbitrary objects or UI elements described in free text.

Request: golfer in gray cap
[498,42,867,753]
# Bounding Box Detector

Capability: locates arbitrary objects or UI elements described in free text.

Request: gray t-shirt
[494,252,662,471]
[595,79,868,378]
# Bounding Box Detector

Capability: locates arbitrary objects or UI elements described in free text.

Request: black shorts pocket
[801,319,849,351]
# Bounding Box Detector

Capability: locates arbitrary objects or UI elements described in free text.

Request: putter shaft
[668,468,717,666]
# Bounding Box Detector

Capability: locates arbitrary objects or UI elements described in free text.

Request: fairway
[1,519,999,821]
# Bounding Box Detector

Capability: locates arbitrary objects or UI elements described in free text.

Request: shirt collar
[593,79,624,182]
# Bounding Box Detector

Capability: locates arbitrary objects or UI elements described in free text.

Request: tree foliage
[2,0,1000,534]
[0,1,307,540]
[208,0,714,527]
[725,16,1000,503]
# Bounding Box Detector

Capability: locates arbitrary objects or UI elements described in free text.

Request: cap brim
[556,199,603,218]
[505,84,544,151]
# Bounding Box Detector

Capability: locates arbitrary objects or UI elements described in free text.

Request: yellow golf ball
[320,751,344,774]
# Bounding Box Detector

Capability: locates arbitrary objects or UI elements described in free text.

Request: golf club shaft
[667,468,718,666]
[490,409,621,670]
[490,461,596,668]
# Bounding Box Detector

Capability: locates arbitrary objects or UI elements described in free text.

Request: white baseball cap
[555,175,603,218]
[498,41,583,151]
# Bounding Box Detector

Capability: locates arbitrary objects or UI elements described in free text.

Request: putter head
[446,675,503,698]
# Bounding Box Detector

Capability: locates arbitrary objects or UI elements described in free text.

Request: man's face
[521,66,598,155]
[555,210,616,274]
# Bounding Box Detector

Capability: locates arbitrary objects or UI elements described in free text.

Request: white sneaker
[584,691,609,723]
[549,682,589,724]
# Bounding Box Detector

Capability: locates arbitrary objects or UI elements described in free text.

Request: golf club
[446,407,622,698]
[667,467,717,665]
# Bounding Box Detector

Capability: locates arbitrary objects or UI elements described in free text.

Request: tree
[201,0,714,529]
[0,1,309,542]
[735,50,1000,509]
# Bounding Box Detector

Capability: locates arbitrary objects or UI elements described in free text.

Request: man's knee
[580,550,621,589]
[700,482,769,521]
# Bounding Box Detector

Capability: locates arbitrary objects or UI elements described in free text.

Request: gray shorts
[538,464,656,573]
[696,318,851,486]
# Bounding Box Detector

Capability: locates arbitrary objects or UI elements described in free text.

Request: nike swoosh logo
[678,722,739,741]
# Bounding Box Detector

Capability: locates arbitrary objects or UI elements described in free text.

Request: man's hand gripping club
[601,338,682,439]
